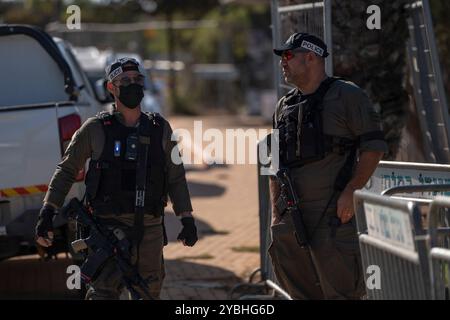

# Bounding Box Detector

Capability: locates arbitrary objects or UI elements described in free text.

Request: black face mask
[117,83,144,109]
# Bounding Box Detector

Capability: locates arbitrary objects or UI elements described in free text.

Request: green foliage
[3,0,56,26]
[179,4,268,64]
[145,28,167,56]
[1,0,269,66]
[0,0,270,114]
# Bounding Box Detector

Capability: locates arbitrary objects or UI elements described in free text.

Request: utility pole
[165,4,178,114]
[218,1,234,111]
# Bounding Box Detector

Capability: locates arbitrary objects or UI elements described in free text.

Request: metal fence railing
[429,248,450,300]
[354,189,450,300]
[354,190,431,299]
[405,0,450,163]
[270,0,332,99]
[427,197,450,300]
[229,135,292,300]
[256,135,274,285]
[365,161,450,196]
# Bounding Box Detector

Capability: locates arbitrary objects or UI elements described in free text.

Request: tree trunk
[332,0,411,160]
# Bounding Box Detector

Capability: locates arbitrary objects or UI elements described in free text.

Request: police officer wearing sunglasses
[35,57,197,299]
[269,33,388,299]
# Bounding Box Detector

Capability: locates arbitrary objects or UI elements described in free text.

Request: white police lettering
[109,66,123,81]
[66,5,81,30]
[300,40,324,56]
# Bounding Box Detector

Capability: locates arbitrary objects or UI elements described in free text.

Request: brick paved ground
[160,115,270,300]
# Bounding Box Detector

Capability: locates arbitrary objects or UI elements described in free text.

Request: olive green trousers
[269,211,366,300]
[85,220,165,300]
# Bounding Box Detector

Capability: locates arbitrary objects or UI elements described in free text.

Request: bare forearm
[346,151,384,190]
[269,176,281,203]
[269,176,282,223]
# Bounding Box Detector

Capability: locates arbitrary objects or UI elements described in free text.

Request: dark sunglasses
[281,49,309,61]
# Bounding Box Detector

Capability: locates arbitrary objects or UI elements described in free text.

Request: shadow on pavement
[185,163,228,173]
[0,255,243,300]
[164,213,228,243]
[163,259,242,300]
[187,180,226,198]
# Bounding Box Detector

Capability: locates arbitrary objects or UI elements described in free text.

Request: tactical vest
[276,77,359,168]
[85,111,168,216]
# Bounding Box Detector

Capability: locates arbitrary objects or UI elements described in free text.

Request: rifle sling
[133,114,152,262]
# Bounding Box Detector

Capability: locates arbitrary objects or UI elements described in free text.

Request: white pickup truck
[0,25,103,260]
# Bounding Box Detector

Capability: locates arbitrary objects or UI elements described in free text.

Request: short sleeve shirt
[273,80,388,218]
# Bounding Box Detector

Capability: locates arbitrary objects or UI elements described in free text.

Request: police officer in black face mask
[35,57,197,299]
[106,57,145,110]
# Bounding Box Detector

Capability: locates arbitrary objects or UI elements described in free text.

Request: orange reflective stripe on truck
[0,184,48,197]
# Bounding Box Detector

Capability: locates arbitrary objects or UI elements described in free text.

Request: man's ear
[106,81,116,95]
[305,52,315,63]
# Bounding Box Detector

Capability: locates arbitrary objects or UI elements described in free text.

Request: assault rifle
[60,198,152,300]
[275,168,309,247]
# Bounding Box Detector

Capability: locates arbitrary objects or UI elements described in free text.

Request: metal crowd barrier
[256,136,274,286]
[229,135,292,300]
[359,161,450,299]
[239,140,450,299]
[354,190,432,299]
[429,248,450,300]
[382,184,450,196]
[427,197,450,300]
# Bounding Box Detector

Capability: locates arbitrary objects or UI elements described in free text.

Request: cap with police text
[273,32,329,58]
[105,57,144,81]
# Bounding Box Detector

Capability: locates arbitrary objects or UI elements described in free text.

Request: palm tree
[332,0,411,160]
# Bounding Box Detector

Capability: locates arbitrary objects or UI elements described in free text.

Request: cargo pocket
[333,221,359,254]
[269,222,324,299]
[269,222,299,263]
[332,221,365,297]
[271,222,295,246]
[268,223,290,288]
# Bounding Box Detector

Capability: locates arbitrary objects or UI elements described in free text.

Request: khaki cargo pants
[85,215,165,300]
[268,209,366,300]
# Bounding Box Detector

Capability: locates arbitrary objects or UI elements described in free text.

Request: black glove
[35,205,56,239]
[177,217,198,247]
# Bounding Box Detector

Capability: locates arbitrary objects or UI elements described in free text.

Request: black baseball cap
[273,32,329,58]
[105,57,144,81]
